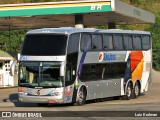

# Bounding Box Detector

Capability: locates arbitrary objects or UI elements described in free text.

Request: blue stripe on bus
[77,40,91,79]
[124,55,131,82]
[47,90,54,95]
[94,30,101,33]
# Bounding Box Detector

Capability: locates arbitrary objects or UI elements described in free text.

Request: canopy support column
[108,22,116,29]
[75,14,84,28]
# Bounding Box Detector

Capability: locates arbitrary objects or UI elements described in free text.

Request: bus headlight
[19,92,23,96]
[19,92,28,96]
[51,92,61,96]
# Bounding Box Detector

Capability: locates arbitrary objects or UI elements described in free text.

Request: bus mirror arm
[10,61,17,76]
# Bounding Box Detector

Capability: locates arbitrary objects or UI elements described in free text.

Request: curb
[0,102,14,107]
[0,86,18,89]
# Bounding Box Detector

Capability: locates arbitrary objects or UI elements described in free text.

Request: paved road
[0,70,160,120]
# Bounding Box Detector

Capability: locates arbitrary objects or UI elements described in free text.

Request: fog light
[19,98,23,101]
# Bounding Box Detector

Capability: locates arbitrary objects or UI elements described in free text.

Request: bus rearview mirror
[10,61,17,76]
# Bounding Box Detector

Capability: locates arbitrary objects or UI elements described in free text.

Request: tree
[146,13,160,71]
[0,30,26,52]
[130,0,138,3]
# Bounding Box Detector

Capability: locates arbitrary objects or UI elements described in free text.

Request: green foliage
[30,0,62,2]
[0,0,62,4]
[129,0,159,4]
[0,30,26,52]
[146,13,160,70]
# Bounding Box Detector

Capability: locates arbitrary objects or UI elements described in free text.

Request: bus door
[64,63,75,103]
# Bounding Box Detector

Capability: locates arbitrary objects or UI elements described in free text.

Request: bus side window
[96,64,104,79]
[113,35,123,50]
[80,64,90,81]
[123,35,133,50]
[66,63,72,82]
[89,65,96,80]
[65,63,75,86]
[103,34,113,50]
[81,33,91,51]
[142,35,151,50]
[92,34,102,50]
[117,63,127,77]
[133,36,142,50]
[68,33,80,54]
[104,63,114,79]
[66,69,71,81]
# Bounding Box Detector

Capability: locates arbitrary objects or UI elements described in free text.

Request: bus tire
[133,82,140,99]
[76,87,86,106]
[122,82,132,100]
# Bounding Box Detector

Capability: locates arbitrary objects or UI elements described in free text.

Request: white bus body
[18,28,152,105]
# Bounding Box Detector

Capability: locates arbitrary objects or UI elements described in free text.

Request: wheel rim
[135,84,139,96]
[127,86,131,98]
[78,90,83,103]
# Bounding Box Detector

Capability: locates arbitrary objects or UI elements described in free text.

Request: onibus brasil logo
[99,52,116,62]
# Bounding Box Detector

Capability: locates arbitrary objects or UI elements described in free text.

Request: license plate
[48,100,56,103]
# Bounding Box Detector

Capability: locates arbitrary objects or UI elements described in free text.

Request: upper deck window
[22,34,67,56]
[92,34,103,50]
[142,35,151,50]
[67,33,80,54]
[113,35,123,50]
[133,36,142,49]
[81,33,92,51]
[123,35,133,50]
[103,34,113,50]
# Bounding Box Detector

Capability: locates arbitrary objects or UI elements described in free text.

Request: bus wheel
[122,82,132,100]
[76,87,86,106]
[133,82,140,98]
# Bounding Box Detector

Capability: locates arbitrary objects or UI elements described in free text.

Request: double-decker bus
[16,27,152,105]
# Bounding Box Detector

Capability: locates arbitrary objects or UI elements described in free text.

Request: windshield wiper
[20,83,34,88]
[42,84,58,88]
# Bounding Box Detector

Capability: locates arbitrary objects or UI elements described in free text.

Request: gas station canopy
[0,0,155,30]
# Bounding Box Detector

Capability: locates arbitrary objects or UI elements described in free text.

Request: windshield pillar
[60,62,65,76]
[38,62,42,86]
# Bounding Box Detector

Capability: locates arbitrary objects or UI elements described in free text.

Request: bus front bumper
[19,95,64,104]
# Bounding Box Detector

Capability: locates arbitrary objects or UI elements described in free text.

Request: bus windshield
[19,62,64,88]
[21,34,68,56]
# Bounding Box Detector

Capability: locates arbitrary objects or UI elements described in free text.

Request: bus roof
[27,27,151,35]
